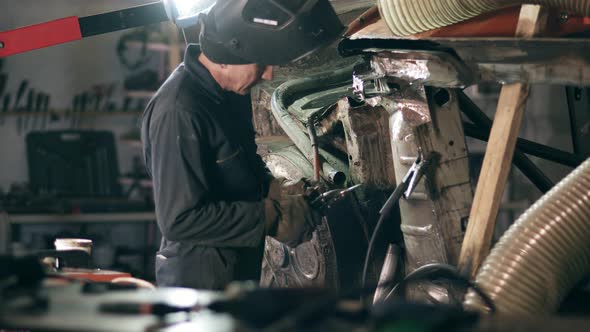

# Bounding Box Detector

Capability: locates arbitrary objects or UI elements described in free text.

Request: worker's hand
[265,177,317,246]
[267,177,285,202]
[264,199,280,236]
[267,177,308,201]
[272,194,318,248]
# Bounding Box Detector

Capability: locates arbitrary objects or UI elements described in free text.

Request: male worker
[141,0,344,289]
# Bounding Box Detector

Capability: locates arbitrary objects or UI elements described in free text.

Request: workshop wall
[0,0,157,189]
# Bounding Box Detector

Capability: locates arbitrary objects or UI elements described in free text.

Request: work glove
[267,177,307,201]
[264,198,280,236]
[264,178,318,247]
[272,194,317,247]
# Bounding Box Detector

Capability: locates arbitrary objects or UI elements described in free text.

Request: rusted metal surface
[370,51,475,87]
[353,67,433,127]
[337,98,397,189]
[256,136,315,181]
[251,88,286,137]
[386,87,472,302]
[341,20,590,86]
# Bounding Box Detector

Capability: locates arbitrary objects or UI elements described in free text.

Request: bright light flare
[172,0,216,19]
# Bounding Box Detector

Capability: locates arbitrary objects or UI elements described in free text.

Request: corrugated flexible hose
[464,158,590,315]
[377,0,590,36]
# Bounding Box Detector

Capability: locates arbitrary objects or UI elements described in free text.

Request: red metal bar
[0,17,82,58]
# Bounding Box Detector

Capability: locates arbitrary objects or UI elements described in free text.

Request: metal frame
[341,20,590,299]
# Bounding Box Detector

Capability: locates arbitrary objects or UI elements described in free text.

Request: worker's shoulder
[148,66,212,120]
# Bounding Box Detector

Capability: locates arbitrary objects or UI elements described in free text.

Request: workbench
[0,211,157,255]
[0,285,225,332]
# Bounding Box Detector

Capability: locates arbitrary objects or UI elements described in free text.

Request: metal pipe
[463,122,554,193]
[459,91,583,168]
[307,116,322,183]
[457,91,554,192]
[271,66,354,186]
[464,157,590,315]
[378,0,590,36]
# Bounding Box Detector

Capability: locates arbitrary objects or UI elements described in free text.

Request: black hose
[458,92,555,193]
[387,264,496,313]
[265,263,495,332]
[458,91,583,168]
[361,183,406,301]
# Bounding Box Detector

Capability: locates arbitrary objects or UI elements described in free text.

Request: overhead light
[163,0,216,28]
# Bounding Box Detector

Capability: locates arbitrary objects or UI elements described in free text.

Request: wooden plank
[514,5,549,37]
[458,5,549,279]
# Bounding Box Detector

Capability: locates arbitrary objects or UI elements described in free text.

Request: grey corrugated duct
[464,158,590,315]
[378,0,590,36]
[270,66,353,185]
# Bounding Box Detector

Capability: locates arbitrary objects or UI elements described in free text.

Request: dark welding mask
[164,0,345,65]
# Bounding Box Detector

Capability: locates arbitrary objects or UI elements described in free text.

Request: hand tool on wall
[102,84,115,113]
[0,73,7,125]
[1,94,10,126]
[135,99,147,112]
[69,95,78,128]
[122,96,132,112]
[85,93,95,128]
[0,73,7,98]
[31,92,43,130]
[77,92,88,128]
[23,89,35,132]
[14,80,28,134]
[42,95,51,130]
[93,85,104,113]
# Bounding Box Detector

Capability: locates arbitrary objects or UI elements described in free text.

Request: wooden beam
[458,5,549,279]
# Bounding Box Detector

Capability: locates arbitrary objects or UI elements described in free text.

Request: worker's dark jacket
[141,45,271,289]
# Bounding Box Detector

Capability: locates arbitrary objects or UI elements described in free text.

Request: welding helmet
[166,0,345,65]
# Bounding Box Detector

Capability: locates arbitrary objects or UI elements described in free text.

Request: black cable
[361,183,406,300]
[265,263,495,332]
[387,263,496,313]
